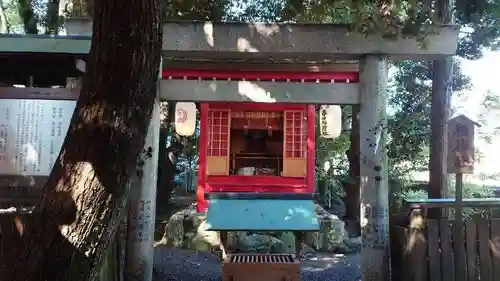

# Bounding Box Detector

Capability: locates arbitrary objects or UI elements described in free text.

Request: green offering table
[204,192,320,258]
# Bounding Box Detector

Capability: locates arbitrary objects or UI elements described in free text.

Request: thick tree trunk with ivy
[8,0,162,280]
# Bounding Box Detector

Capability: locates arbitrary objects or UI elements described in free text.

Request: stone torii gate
[0,19,459,281]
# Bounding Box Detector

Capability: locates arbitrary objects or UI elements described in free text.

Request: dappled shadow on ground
[153,246,222,281]
[152,246,361,281]
[300,253,358,271]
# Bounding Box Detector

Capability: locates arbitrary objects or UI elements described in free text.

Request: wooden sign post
[447,114,479,281]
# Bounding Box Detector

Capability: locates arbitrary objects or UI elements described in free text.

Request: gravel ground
[153,246,361,281]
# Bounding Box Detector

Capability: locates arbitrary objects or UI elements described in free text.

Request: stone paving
[153,246,361,281]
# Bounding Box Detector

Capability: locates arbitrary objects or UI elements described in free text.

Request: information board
[0,99,75,176]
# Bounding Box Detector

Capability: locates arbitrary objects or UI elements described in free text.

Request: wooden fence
[392,199,500,281]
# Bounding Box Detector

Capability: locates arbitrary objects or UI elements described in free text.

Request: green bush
[393,182,496,219]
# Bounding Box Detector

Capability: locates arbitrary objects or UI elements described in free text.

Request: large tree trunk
[156,102,183,210]
[8,0,162,280]
[343,104,361,235]
[45,0,61,34]
[156,126,179,213]
[428,0,453,219]
[18,0,38,34]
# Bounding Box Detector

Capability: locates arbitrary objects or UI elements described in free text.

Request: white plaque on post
[0,99,75,176]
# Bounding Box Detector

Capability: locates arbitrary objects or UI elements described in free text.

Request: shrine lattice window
[207,110,230,157]
[206,109,230,175]
[285,111,307,158]
[283,111,308,177]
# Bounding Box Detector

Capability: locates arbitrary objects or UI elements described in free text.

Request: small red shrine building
[163,69,359,212]
[197,102,315,212]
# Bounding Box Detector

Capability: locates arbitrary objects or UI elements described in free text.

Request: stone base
[156,204,362,254]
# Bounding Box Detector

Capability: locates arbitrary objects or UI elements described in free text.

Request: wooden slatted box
[222,253,301,281]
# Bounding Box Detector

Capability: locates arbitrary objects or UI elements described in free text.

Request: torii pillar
[125,59,162,281]
[359,55,390,281]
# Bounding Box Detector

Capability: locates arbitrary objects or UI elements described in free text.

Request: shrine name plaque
[0,99,75,176]
[230,111,283,130]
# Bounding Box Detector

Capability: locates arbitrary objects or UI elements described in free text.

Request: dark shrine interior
[0,53,86,86]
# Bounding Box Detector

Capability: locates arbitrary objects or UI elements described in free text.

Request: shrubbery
[393,182,496,219]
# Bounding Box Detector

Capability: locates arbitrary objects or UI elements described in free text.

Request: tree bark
[63,0,93,17]
[344,104,361,235]
[428,0,453,218]
[156,102,182,212]
[17,0,38,34]
[9,0,162,280]
[45,0,61,34]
